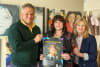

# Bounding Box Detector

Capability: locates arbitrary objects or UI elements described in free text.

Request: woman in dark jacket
[73,18,98,67]
[40,15,74,67]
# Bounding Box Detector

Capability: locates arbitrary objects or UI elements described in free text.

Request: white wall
[0,37,6,67]
[84,0,100,11]
[0,0,84,11]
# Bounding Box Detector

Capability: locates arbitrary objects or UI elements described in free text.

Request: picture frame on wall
[0,4,19,36]
[47,8,82,33]
[34,7,45,34]
[47,8,67,31]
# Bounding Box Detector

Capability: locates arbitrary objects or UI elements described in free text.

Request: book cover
[43,37,63,67]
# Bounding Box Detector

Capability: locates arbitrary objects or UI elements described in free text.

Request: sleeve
[39,41,43,54]
[64,37,74,62]
[36,26,43,60]
[8,25,38,51]
[83,53,89,60]
[88,36,97,61]
[68,34,75,62]
[37,26,43,54]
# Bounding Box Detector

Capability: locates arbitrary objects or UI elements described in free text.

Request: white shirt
[75,36,89,64]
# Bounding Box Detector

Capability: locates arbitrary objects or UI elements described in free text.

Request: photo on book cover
[43,37,63,67]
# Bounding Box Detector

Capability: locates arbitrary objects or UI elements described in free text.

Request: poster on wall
[47,8,82,33]
[34,7,45,34]
[66,11,82,33]
[0,4,19,36]
[47,9,67,31]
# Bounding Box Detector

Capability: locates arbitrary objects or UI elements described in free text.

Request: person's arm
[79,36,97,61]
[87,36,97,61]
[63,38,74,61]
[74,36,97,61]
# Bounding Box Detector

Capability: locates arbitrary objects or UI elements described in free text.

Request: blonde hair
[73,18,89,39]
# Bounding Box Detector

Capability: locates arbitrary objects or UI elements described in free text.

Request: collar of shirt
[21,19,35,32]
[76,36,83,49]
[76,36,83,41]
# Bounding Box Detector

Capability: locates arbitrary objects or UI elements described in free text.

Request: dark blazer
[77,35,98,67]
[8,20,42,65]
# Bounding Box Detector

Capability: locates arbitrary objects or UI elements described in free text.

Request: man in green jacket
[8,3,43,67]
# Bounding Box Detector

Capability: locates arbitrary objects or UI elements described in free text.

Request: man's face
[21,7,35,25]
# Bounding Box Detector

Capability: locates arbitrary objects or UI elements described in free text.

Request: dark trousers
[73,63,79,67]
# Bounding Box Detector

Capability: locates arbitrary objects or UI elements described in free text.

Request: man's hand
[34,34,43,43]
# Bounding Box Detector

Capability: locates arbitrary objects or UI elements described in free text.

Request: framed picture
[47,8,82,32]
[0,4,19,36]
[34,7,45,34]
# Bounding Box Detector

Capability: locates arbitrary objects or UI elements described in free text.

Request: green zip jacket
[8,20,41,65]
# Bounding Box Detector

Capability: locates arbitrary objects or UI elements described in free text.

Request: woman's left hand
[62,53,71,60]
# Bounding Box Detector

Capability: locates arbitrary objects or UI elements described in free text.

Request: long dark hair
[51,15,68,34]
